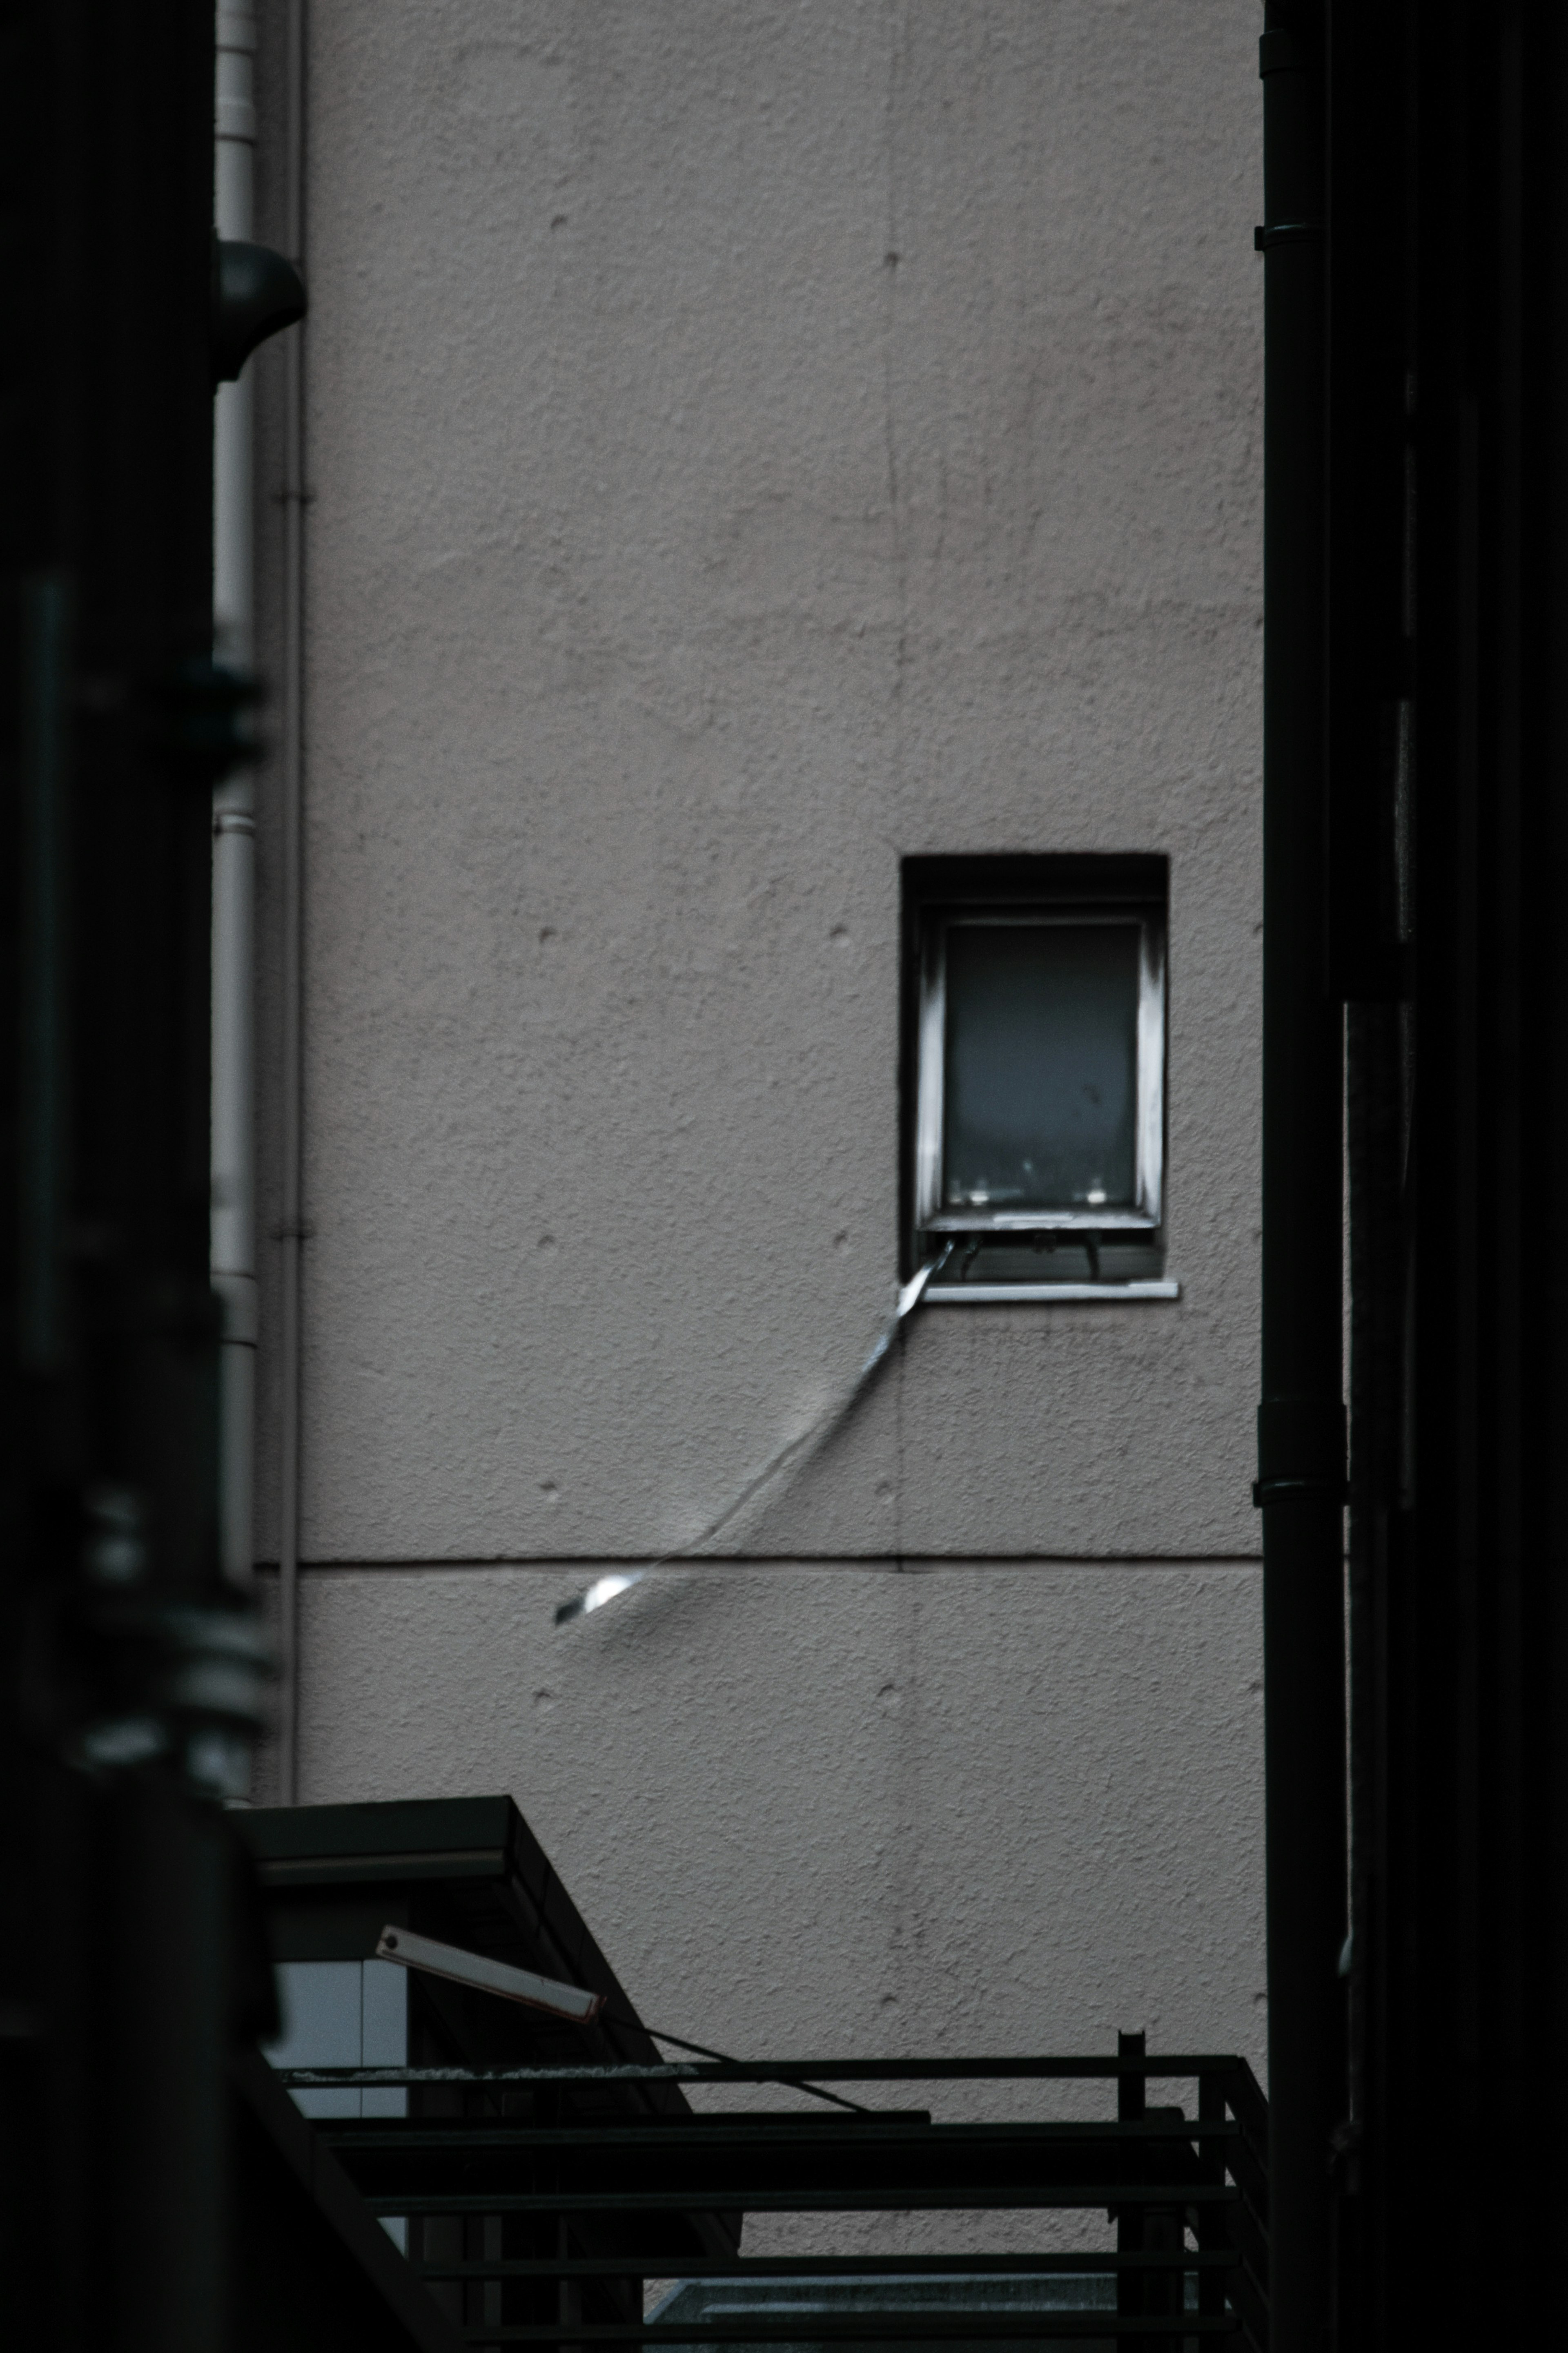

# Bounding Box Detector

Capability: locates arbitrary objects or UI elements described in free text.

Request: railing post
[1197,2070,1229,2335]
[1116,2031,1147,2331]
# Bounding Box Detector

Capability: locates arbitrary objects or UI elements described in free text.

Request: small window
[902,856,1170,1296]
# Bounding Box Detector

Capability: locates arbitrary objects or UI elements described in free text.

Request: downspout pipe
[213,0,258,1590]
[275,0,308,1803]
[1256,10,1347,2350]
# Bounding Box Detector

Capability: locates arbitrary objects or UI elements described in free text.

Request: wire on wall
[555,1248,951,1628]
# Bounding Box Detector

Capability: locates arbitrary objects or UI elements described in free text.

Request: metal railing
[276,2037,1267,2352]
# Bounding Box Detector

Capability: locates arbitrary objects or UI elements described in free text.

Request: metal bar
[1210,2118,1268,2233]
[366,2187,1242,2217]
[449,2326,1239,2346]
[1196,2075,1228,2332]
[1116,2032,1145,2333]
[320,2120,1237,2152]
[1216,2257,1270,2353]
[416,2257,1239,2282]
[277,2055,1252,2088]
[1213,2198,1270,2320]
[1218,2067,1270,2177]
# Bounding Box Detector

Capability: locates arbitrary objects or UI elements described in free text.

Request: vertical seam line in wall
[895,1314,906,1566]
[884,4,909,763]
[888,5,909,1592]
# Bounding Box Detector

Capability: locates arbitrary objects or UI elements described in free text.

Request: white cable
[555,1249,952,1627]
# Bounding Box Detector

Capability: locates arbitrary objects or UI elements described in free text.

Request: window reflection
[942,922,1140,1213]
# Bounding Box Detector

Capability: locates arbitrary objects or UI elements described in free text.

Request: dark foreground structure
[0,2,307,2349]
[2,2,1566,2347]
[240,1795,1271,2351]
[1255,2,1568,2347]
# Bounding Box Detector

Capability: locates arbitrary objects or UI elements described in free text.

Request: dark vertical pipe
[1257,10,1347,2351]
[1322,1,1413,2326]
[5,5,270,2351]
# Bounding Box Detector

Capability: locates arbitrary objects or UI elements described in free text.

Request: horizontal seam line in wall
[251,1553,1265,1574]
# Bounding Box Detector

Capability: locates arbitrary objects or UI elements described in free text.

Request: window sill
[925,1278,1181,1305]
[923,1211,1160,1234]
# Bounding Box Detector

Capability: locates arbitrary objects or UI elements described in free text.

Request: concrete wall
[250,0,1267,2080]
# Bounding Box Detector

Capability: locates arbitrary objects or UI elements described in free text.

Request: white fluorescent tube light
[375,1925,606,2024]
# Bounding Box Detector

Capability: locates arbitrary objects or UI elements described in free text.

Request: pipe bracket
[1252,1476,1350,1508]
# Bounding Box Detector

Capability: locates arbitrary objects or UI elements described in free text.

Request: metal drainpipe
[213,0,258,1594]
[275,0,308,1803]
[1256,11,1347,2350]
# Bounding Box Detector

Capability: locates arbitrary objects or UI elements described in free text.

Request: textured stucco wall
[254,1561,1266,2087]
[248,0,1267,2072]
[254,0,1263,1565]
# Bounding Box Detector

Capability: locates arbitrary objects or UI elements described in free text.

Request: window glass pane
[360,1958,409,2121]
[942,921,1141,1211]
[263,1958,409,2237]
[264,1958,365,2119]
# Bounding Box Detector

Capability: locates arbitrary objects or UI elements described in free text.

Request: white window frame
[913,906,1167,1238]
